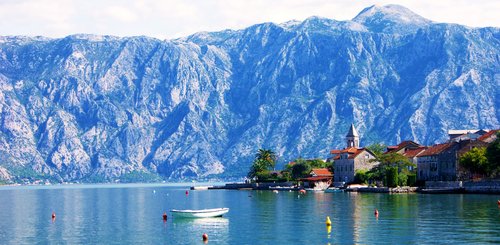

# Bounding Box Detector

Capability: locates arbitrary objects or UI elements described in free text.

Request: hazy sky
[0,0,498,40]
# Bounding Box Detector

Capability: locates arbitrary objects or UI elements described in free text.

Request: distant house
[448,129,489,141]
[300,168,333,188]
[330,124,378,184]
[386,140,427,171]
[417,139,488,181]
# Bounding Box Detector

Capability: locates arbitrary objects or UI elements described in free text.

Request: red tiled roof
[311,168,332,177]
[478,129,498,142]
[386,140,422,153]
[345,147,359,154]
[330,149,341,154]
[418,143,454,157]
[403,147,427,158]
[331,147,358,155]
[349,148,366,159]
[332,147,371,160]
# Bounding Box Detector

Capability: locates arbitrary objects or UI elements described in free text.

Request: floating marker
[374,209,379,217]
[202,233,208,242]
[185,190,189,195]
[51,212,56,220]
[326,216,332,226]
[162,212,168,221]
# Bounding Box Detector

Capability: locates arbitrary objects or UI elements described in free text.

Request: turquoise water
[0,183,499,244]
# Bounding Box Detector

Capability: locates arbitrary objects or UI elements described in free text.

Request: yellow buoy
[326,216,332,226]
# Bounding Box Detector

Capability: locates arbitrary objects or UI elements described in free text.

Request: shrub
[354,170,369,184]
[398,173,408,186]
[385,167,398,187]
[407,174,417,186]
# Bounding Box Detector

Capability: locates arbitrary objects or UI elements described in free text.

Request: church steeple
[346,123,359,148]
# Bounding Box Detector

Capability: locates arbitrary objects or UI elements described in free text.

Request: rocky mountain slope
[0,5,498,182]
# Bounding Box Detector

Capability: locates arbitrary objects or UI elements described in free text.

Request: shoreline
[205,181,500,194]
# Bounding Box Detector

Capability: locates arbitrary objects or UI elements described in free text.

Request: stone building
[330,124,378,184]
[417,139,488,181]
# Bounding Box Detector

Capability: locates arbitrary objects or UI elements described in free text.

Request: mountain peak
[353,4,431,33]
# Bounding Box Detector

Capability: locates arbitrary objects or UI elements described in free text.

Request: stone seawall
[423,180,500,194]
[350,187,418,193]
[425,181,462,188]
[210,182,294,190]
[463,180,500,194]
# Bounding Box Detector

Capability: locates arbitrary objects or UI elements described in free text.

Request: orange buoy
[162,212,168,221]
[202,233,208,242]
[185,190,189,195]
[374,209,379,217]
[299,189,306,195]
[51,212,56,219]
[497,200,500,205]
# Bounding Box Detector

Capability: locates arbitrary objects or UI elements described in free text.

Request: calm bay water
[0,183,499,244]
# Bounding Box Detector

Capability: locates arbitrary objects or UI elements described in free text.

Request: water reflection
[174,217,229,227]
[171,217,229,244]
[1,185,500,244]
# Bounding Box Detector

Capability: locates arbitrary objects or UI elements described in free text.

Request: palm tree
[247,149,277,180]
[256,149,277,170]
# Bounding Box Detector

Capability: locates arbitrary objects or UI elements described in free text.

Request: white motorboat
[170,208,229,218]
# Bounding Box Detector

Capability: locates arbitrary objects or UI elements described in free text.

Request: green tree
[291,158,312,180]
[256,149,277,170]
[386,166,399,187]
[247,149,277,181]
[354,169,369,184]
[460,147,489,176]
[366,143,387,158]
[369,152,415,187]
[486,132,500,176]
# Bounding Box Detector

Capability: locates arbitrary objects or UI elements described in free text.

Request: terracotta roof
[311,168,332,177]
[349,148,365,159]
[386,140,422,153]
[418,143,454,157]
[478,129,498,142]
[330,149,341,154]
[330,147,358,156]
[332,147,372,160]
[402,147,427,158]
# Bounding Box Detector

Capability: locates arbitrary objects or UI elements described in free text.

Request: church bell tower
[346,123,359,148]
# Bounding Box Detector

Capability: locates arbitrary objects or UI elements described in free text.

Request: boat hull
[171,208,229,218]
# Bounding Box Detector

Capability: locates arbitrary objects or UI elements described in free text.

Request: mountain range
[0,5,498,182]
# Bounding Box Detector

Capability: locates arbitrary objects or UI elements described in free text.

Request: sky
[0,0,498,40]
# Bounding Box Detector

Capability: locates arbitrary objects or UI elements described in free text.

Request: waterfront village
[206,124,500,194]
